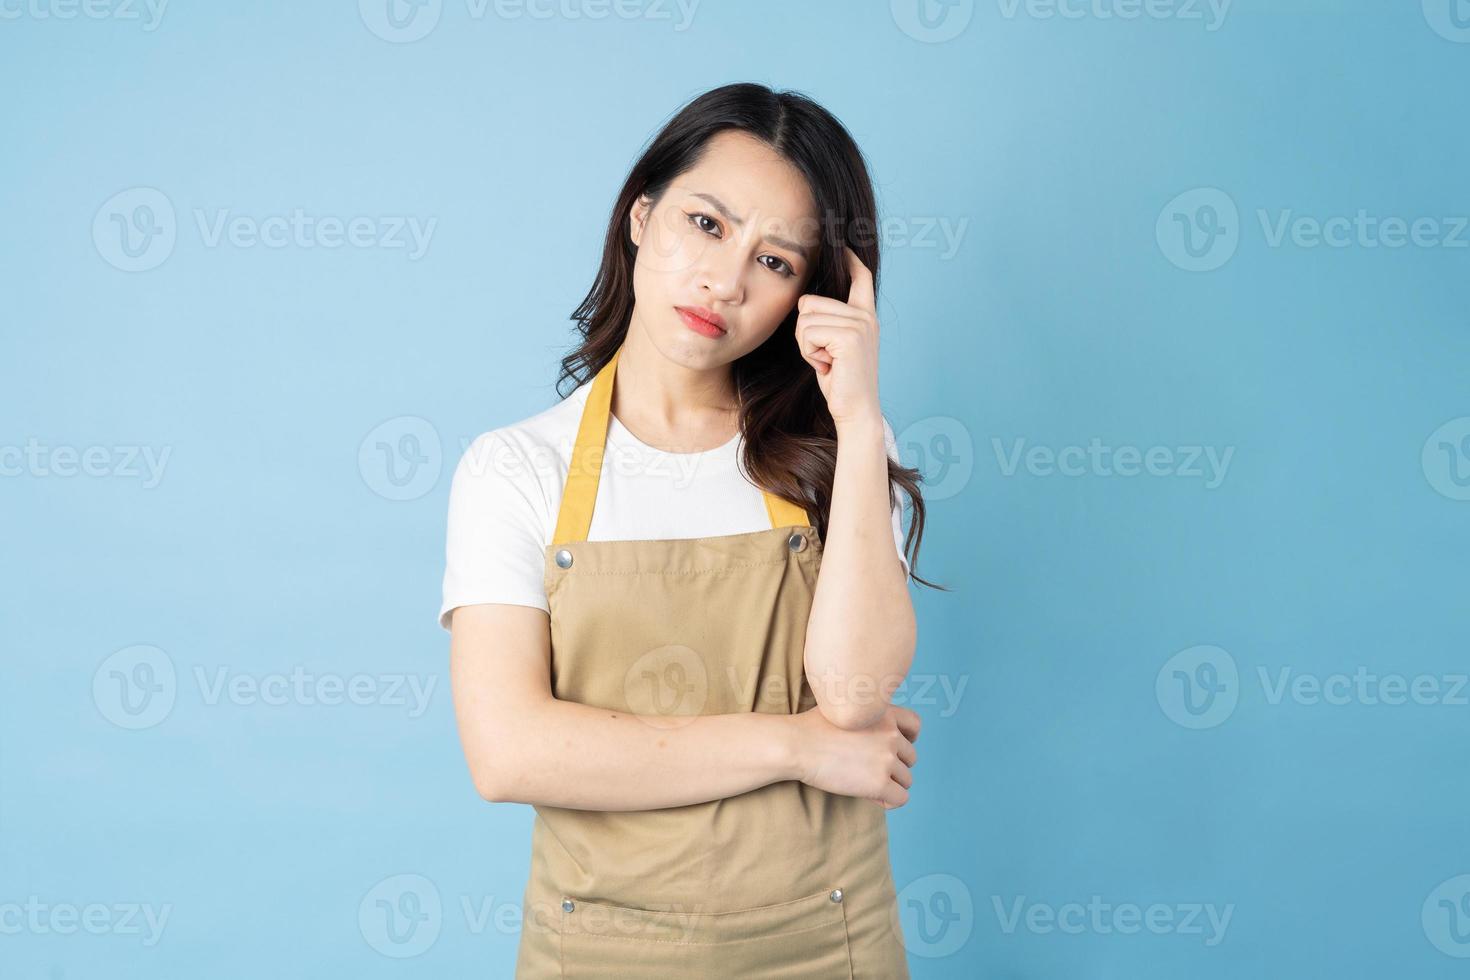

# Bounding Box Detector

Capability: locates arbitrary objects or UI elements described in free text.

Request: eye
[688,212,721,236]
[760,255,797,278]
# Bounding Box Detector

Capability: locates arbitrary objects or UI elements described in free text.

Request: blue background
[3,1,1469,976]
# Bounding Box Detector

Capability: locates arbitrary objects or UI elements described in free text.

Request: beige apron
[514,342,910,978]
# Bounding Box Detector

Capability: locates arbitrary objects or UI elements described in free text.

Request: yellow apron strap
[763,488,811,530]
[551,343,812,546]
[551,346,620,547]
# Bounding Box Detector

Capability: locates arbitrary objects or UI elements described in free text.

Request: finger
[793,327,833,368]
[890,758,913,790]
[797,294,867,320]
[796,322,860,363]
[797,312,866,331]
[795,317,863,368]
[893,707,921,743]
[794,324,844,374]
[896,737,917,768]
[844,245,876,313]
[882,780,909,809]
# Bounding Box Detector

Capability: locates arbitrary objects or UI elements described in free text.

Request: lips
[675,305,727,338]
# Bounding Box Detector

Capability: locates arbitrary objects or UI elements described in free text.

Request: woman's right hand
[790,703,920,808]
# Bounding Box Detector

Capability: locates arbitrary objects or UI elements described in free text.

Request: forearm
[803,414,917,729]
[480,698,801,810]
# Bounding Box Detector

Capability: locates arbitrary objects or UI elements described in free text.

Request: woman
[441,82,937,978]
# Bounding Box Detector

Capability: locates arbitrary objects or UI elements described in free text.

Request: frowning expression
[628,129,821,368]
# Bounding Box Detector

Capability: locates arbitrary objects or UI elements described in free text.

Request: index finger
[844,244,875,313]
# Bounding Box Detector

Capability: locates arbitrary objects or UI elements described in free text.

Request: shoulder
[441,383,594,627]
[453,379,592,493]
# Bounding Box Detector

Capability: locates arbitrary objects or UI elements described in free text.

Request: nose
[696,244,745,305]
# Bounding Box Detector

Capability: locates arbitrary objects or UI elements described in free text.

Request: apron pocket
[556,887,852,979]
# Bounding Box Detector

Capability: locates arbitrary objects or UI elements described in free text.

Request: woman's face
[628,129,821,372]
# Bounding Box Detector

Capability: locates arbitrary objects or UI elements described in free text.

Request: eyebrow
[689,191,813,261]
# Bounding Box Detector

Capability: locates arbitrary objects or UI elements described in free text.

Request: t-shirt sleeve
[439,431,551,631]
[883,416,912,579]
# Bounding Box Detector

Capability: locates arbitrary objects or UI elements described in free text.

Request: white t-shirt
[438,378,911,631]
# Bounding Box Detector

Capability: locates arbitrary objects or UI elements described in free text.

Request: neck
[610,318,740,438]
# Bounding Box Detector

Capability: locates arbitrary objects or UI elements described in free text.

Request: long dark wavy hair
[555,82,940,590]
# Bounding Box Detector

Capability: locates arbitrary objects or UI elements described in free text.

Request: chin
[668,336,728,367]
[644,327,726,369]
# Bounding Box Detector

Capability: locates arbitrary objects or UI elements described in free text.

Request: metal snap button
[562,898,575,913]
[787,532,806,552]
[829,888,843,904]
[555,548,574,569]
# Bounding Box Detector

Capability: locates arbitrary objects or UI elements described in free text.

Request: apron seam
[840,901,856,979]
[567,886,839,918]
[559,917,847,948]
[548,558,799,577]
